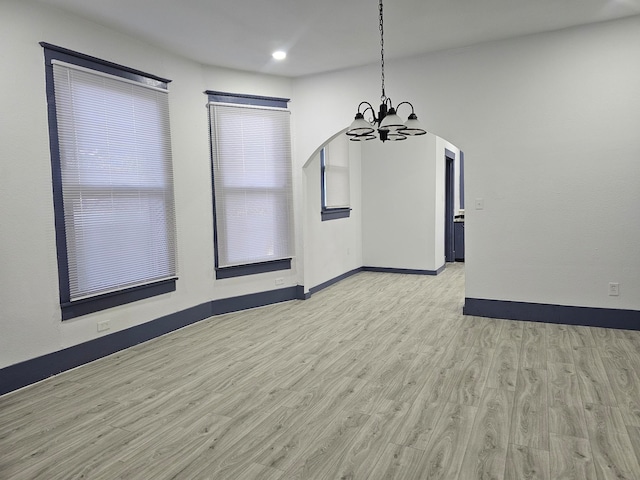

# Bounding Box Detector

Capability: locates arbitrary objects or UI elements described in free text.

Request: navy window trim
[320,147,351,221]
[216,259,292,280]
[207,91,292,279]
[206,90,289,109]
[42,43,176,320]
[321,209,351,221]
[445,148,456,160]
[40,42,170,88]
[62,278,177,320]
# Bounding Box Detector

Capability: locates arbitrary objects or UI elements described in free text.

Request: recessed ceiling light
[272,51,286,61]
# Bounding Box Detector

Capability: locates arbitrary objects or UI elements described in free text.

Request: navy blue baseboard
[0,286,303,396]
[306,264,446,297]
[1,264,451,396]
[211,286,302,315]
[464,297,640,330]
[309,268,362,296]
[295,285,309,300]
[362,265,445,276]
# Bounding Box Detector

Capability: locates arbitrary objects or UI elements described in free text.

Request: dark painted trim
[0,286,304,396]
[43,46,71,305]
[40,42,170,87]
[205,91,289,108]
[306,264,446,299]
[0,301,210,397]
[445,156,455,262]
[464,298,640,330]
[444,148,456,160]
[320,147,351,221]
[211,286,300,315]
[363,265,445,276]
[0,260,460,395]
[62,278,177,320]
[208,105,221,271]
[320,146,327,209]
[459,150,465,209]
[208,91,292,275]
[321,208,351,221]
[309,268,362,296]
[296,285,310,300]
[216,258,292,279]
[42,43,176,320]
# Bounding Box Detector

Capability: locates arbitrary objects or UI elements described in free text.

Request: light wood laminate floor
[2,263,640,479]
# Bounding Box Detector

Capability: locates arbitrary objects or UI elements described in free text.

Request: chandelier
[346,0,427,142]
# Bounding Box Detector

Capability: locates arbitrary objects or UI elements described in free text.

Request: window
[42,43,177,320]
[320,137,351,221]
[207,91,294,279]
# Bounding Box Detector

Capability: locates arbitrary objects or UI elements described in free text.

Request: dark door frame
[445,150,455,262]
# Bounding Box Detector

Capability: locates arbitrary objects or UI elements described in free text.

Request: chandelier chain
[345,0,427,142]
[379,0,385,102]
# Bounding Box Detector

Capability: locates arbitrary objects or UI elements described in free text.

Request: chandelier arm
[396,101,416,114]
[356,102,377,123]
[346,0,424,143]
[362,105,377,123]
[358,101,375,114]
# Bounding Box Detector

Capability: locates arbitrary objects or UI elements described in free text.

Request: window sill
[216,258,292,279]
[321,208,351,221]
[61,278,177,320]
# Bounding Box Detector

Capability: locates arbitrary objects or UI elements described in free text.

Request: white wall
[303,135,363,291]
[293,15,640,313]
[0,0,296,369]
[358,134,460,272]
[454,16,640,310]
[361,135,436,270]
[2,0,639,371]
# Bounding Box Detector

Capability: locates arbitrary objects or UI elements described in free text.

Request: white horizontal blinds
[324,136,350,208]
[210,103,293,267]
[53,62,177,300]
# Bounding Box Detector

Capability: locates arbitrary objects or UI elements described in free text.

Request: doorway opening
[445,153,455,262]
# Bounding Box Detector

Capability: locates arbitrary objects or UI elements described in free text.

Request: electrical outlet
[97,320,111,332]
[275,277,284,286]
[608,282,619,296]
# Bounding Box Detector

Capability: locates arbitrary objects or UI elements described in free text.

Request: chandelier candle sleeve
[345,0,427,142]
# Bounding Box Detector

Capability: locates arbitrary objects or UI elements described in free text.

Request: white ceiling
[39,0,640,77]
